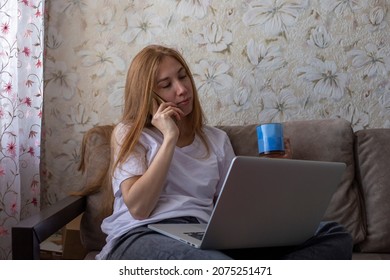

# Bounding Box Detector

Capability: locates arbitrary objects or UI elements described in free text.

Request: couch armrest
[12,195,86,260]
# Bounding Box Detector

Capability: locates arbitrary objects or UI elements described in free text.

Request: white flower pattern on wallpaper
[336,104,370,131]
[78,43,126,77]
[46,27,63,50]
[121,12,164,44]
[176,0,211,19]
[246,39,286,71]
[321,0,364,14]
[53,139,80,171]
[66,103,99,132]
[307,25,332,49]
[259,87,299,122]
[193,22,233,52]
[367,5,387,30]
[243,0,308,35]
[193,59,233,94]
[52,0,88,15]
[227,69,255,113]
[378,80,390,102]
[348,43,390,78]
[93,7,117,33]
[45,60,79,100]
[375,79,390,117]
[107,81,125,109]
[297,58,349,101]
[231,87,251,112]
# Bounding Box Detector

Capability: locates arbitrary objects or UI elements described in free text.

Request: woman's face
[154,56,194,117]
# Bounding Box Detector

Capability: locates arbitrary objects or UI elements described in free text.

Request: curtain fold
[0,0,44,260]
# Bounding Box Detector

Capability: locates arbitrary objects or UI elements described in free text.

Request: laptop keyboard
[184,231,204,240]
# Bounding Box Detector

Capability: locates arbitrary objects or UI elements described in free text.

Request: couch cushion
[219,119,366,244]
[355,129,390,253]
[79,125,113,251]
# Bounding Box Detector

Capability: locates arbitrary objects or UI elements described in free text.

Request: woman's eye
[179,74,187,80]
[162,83,171,88]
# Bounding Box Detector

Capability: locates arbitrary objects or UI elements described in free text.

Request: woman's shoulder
[203,124,227,135]
[202,125,235,159]
[203,125,230,143]
[114,121,129,132]
[113,122,159,142]
[113,121,131,141]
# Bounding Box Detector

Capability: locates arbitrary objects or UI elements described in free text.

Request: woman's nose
[174,81,186,95]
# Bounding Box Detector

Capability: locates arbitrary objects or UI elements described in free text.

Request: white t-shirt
[96,123,235,259]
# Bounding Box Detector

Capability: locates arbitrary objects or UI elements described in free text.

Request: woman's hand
[261,138,293,159]
[150,99,184,141]
[282,138,293,159]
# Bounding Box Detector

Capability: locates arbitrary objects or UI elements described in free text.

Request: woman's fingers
[151,102,184,138]
[156,102,184,121]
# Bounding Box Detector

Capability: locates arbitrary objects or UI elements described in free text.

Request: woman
[97,45,353,260]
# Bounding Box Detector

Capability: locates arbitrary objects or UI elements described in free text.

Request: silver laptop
[148,156,346,250]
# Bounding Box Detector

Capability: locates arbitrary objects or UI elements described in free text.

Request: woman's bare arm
[120,100,183,220]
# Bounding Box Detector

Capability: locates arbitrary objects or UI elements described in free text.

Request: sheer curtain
[0,0,44,259]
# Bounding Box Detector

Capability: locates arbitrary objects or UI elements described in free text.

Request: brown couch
[12,118,390,259]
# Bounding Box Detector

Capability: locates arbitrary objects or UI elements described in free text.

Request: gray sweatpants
[105,217,353,260]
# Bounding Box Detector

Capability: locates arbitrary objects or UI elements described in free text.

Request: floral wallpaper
[42,0,390,203]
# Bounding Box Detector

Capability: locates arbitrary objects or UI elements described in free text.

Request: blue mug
[256,123,285,156]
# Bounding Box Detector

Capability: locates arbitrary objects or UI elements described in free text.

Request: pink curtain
[0,0,44,259]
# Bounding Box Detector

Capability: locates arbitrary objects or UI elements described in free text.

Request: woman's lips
[176,98,190,106]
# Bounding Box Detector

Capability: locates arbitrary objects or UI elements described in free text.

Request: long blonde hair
[114,45,209,171]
